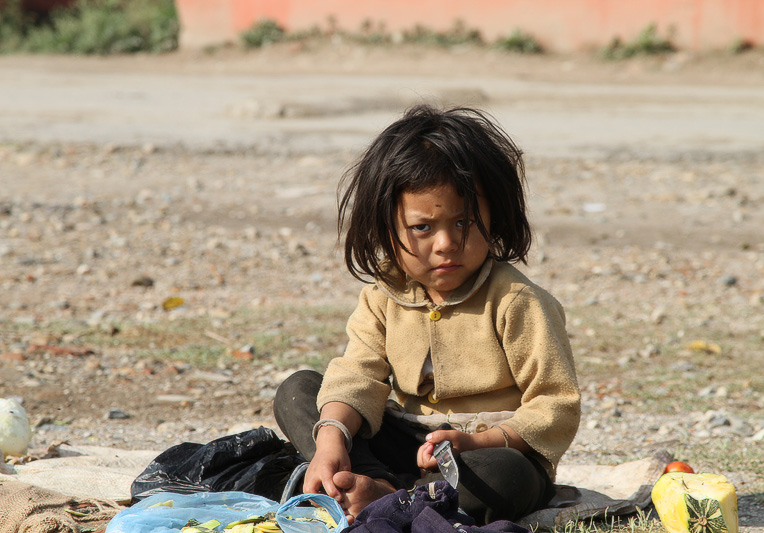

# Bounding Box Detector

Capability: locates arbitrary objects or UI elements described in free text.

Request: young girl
[273,105,580,525]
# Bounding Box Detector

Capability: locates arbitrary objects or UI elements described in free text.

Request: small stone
[131,276,154,288]
[670,362,696,372]
[86,310,106,327]
[727,415,754,437]
[188,370,233,384]
[650,307,667,324]
[156,394,194,405]
[258,387,278,400]
[639,344,660,358]
[719,275,738,287]
[107,409,130,420]
[705,411,730,428]
[34,416,55,427]
[751,428,764,442]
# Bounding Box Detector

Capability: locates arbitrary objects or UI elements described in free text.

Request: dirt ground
[1,42,763,528]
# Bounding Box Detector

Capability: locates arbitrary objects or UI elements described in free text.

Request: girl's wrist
[312,418,353,453]
[466,425,513,450]
[492,424,511,448]
[314,426,347,454]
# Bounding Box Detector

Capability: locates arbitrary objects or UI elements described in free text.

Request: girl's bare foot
[333,471,396,523]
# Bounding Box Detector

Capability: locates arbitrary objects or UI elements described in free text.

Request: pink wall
[175,0,764,52]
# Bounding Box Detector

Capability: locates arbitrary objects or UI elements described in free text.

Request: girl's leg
[419,447,554,524]
[273,369,416,488]
[274,371,553,522]
[272,369,323,458]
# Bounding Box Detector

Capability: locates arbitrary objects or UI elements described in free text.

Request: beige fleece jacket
[317,260,581,478]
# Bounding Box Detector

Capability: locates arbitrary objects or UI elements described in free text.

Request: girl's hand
[416,429,473,471]
[304,428,352,500]
[306,402,364,500]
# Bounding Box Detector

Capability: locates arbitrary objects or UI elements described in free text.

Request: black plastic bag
[131,426,305,503]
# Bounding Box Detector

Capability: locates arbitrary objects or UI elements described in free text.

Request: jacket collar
[376,259,493,309]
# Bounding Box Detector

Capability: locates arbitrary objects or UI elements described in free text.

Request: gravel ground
[1,44,763,529]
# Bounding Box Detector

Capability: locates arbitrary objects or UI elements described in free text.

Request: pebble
[131,276,155,288]
[188,371,234,384]
[156,395,194,404]
[704,411,731,427]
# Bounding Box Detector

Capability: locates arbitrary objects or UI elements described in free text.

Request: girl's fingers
[322,477,341,500]
[417,442,437,470]
[425,429,452,444]
[303,476,322,495]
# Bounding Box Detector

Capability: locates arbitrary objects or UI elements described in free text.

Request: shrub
[729,37,754,54]
[401,19,482,47]
[240,18,285,48]
[0,0,178,54]
[496,29,543,54]
[601,23,675,60]
[0,0,28,51]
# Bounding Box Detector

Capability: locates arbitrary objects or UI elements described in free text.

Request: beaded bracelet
[492,424,511,448]
[312,418,353,453]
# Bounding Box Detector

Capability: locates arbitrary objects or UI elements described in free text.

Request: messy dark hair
[338,104,531,283]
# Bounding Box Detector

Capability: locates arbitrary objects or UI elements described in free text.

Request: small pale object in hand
[433,440,459,489]
[0,397,33,457]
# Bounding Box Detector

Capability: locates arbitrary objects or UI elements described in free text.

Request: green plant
[240,18,285,48]
[496,29,543,54]
[601,24,675,60]
[351,18,390,45]
[729,37,753,54]
[401,19,482,47]
[0,0,29,51]
[553,507,661,533]
[0,0,178,54]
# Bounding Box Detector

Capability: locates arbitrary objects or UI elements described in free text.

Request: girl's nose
[434,229,459,253]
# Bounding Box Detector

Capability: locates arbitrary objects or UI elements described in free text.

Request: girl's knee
[275,369,321,399]
[458,448,548,522]
[273,370,322,416]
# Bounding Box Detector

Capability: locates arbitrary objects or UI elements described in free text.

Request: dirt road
[2,48,764,158]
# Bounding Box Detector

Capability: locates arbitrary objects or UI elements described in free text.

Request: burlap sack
[0,479,121,533]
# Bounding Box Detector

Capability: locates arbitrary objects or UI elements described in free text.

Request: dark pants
[273,370,554,525]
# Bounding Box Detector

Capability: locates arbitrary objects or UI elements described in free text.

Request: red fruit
[665,460,694,474]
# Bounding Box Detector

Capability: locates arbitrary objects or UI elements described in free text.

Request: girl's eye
[456,219,474,229]
[410,224,430,232]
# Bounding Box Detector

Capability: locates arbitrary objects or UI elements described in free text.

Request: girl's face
[394,183,491,305]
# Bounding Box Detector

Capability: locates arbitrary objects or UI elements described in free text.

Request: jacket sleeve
[500,286,581,476]
[317,285,392,437]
